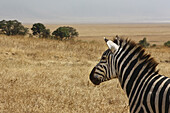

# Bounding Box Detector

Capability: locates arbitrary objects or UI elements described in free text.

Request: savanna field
[0,24,170,113]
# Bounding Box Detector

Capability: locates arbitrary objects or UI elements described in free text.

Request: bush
[52,26,78,40]
[0,20,28,36]
[41,29,50,38]
[151,44,157,47]
[164,41,170,47]
[31,23,50,38]
[138,38,150,48]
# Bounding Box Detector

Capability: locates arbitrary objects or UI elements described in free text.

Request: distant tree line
[138,37,170,48]
[0,20,79,40]
[0,19,169,46]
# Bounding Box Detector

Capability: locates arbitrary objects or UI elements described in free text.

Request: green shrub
[164,41,170,47]
[151,44,157,47]
[52,26,78,40]
[31,23,50,38]
[0,20,28,36]
[138,38,150,48]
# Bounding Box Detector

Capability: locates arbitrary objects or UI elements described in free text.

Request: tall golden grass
[0,24,170,113]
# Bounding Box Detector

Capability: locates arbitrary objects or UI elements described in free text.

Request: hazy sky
[0,0,170,24]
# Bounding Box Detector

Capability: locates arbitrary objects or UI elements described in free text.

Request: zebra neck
[112,40,159,97]
[118,59,158,98]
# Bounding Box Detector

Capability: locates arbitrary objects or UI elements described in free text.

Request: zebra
[89,37,170,113]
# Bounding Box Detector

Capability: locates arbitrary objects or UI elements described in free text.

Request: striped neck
[113,39,158,97]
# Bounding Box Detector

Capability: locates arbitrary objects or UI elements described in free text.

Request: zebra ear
[104,37,119,52]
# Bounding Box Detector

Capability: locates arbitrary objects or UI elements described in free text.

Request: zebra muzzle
[89,67,102,85]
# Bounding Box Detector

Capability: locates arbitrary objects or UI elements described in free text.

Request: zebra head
[90,37,119,85]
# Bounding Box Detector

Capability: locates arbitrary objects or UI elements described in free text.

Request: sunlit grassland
[0,24,170,113]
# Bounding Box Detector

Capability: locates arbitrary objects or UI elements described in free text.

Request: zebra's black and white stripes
[90,37,170,113]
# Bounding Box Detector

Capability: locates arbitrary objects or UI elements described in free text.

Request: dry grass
[0,24,170,113]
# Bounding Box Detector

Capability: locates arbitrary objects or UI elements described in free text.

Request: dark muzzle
[89,67,101,85]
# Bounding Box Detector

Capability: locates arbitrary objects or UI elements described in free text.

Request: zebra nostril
[89,67,101,85]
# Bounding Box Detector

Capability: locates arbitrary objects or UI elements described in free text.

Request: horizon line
[23,22,170,25]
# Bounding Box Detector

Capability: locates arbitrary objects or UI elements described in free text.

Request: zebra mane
[113,38,159,73]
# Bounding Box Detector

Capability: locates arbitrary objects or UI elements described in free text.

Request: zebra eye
[101,56,106,60]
